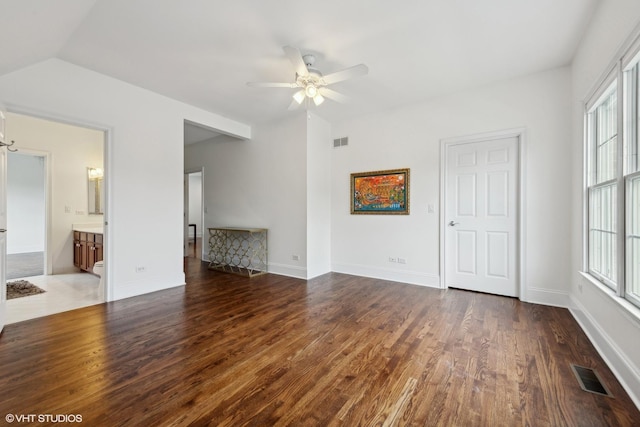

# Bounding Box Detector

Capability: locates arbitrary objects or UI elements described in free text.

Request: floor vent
[571,364,613,397]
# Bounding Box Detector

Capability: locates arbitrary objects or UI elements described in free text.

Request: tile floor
[6,251,44,279]
[6,273,103,324]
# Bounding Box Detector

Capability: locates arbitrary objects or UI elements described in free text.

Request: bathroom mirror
[88,167,104,215]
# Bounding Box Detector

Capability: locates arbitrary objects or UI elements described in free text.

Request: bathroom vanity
[73,226,103,273]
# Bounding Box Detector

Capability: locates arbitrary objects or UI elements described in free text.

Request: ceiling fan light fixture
[293,89,305,104]
[248,46,368,111]
[305,84,318,98]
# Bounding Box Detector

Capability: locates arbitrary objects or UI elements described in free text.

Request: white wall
[331,67,573,302]
[306,113,332,279]
[5,114,103,272]
[7,152,45,254]
[570,0,640,408]
[0,58,250,300]
[185,113,308,278]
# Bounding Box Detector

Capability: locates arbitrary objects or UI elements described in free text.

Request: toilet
[93,260,105,288]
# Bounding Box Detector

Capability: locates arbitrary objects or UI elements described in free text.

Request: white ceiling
[1,0,599,128]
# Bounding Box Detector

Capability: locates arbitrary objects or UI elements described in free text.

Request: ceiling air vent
[333,137,348,148]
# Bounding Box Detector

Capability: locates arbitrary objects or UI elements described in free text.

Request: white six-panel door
[445,136,519,297]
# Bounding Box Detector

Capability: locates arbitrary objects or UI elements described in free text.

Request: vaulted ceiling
[1,0,599,127]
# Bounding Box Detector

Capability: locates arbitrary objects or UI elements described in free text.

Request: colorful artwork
[351,168,410,214]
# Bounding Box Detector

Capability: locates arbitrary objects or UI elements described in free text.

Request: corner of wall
[524,286,572,308]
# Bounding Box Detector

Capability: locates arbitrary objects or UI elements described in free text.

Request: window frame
[623,50,640,307]
[625,170,640,307]
[585,80,620,292]
[584,36,640,309]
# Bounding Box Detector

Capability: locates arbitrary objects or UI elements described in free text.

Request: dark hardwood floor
[0,255,638,426]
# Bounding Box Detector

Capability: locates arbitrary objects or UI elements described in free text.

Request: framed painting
[351,168,410,214]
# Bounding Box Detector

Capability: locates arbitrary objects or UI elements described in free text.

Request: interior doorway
[4,112,106,324]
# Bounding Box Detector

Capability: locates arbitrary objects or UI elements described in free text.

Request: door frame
[439,127,527,300]
[5,106,112,301]
[184,167,205,259]
[7,148,53,275]
[0,130,6,333]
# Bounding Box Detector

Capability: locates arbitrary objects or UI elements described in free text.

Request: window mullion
[616,61,626,298]
[632,64,639,172]
[590,178,618,190]
[591,113,596,185]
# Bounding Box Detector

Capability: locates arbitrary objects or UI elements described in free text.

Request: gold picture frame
[350,168,410,215]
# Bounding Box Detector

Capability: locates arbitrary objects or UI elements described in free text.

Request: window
[587,85,618,288]
[625,60,640,306]
[585,47,640,308]
[629,174,640,304]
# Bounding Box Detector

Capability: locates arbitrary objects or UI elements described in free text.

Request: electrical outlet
[389,257,397,263]
[292,255,300,261]
[398,257,407,264]
[136,266,146,273]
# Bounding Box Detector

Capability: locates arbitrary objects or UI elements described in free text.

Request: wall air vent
[333,137,348,148]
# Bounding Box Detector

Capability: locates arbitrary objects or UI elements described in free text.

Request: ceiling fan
[247,46,368,109]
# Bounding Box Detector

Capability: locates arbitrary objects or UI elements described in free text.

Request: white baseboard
[331,262,440,288]
[197,257,306,279]
[569,296,640,410]
[110,274,185,301]
[267,262,307,279]
[8,246,44,254]
[524,286,571,307]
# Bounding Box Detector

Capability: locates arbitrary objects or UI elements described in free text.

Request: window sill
[579,271,640,326]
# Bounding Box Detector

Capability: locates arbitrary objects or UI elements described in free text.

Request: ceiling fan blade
[319,87,350,103]
[321,64,368,85]
[283,45,309,77]
[247,82,298,88]
[288,98,302,110]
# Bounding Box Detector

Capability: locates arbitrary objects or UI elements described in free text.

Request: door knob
[448,221,459,227]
